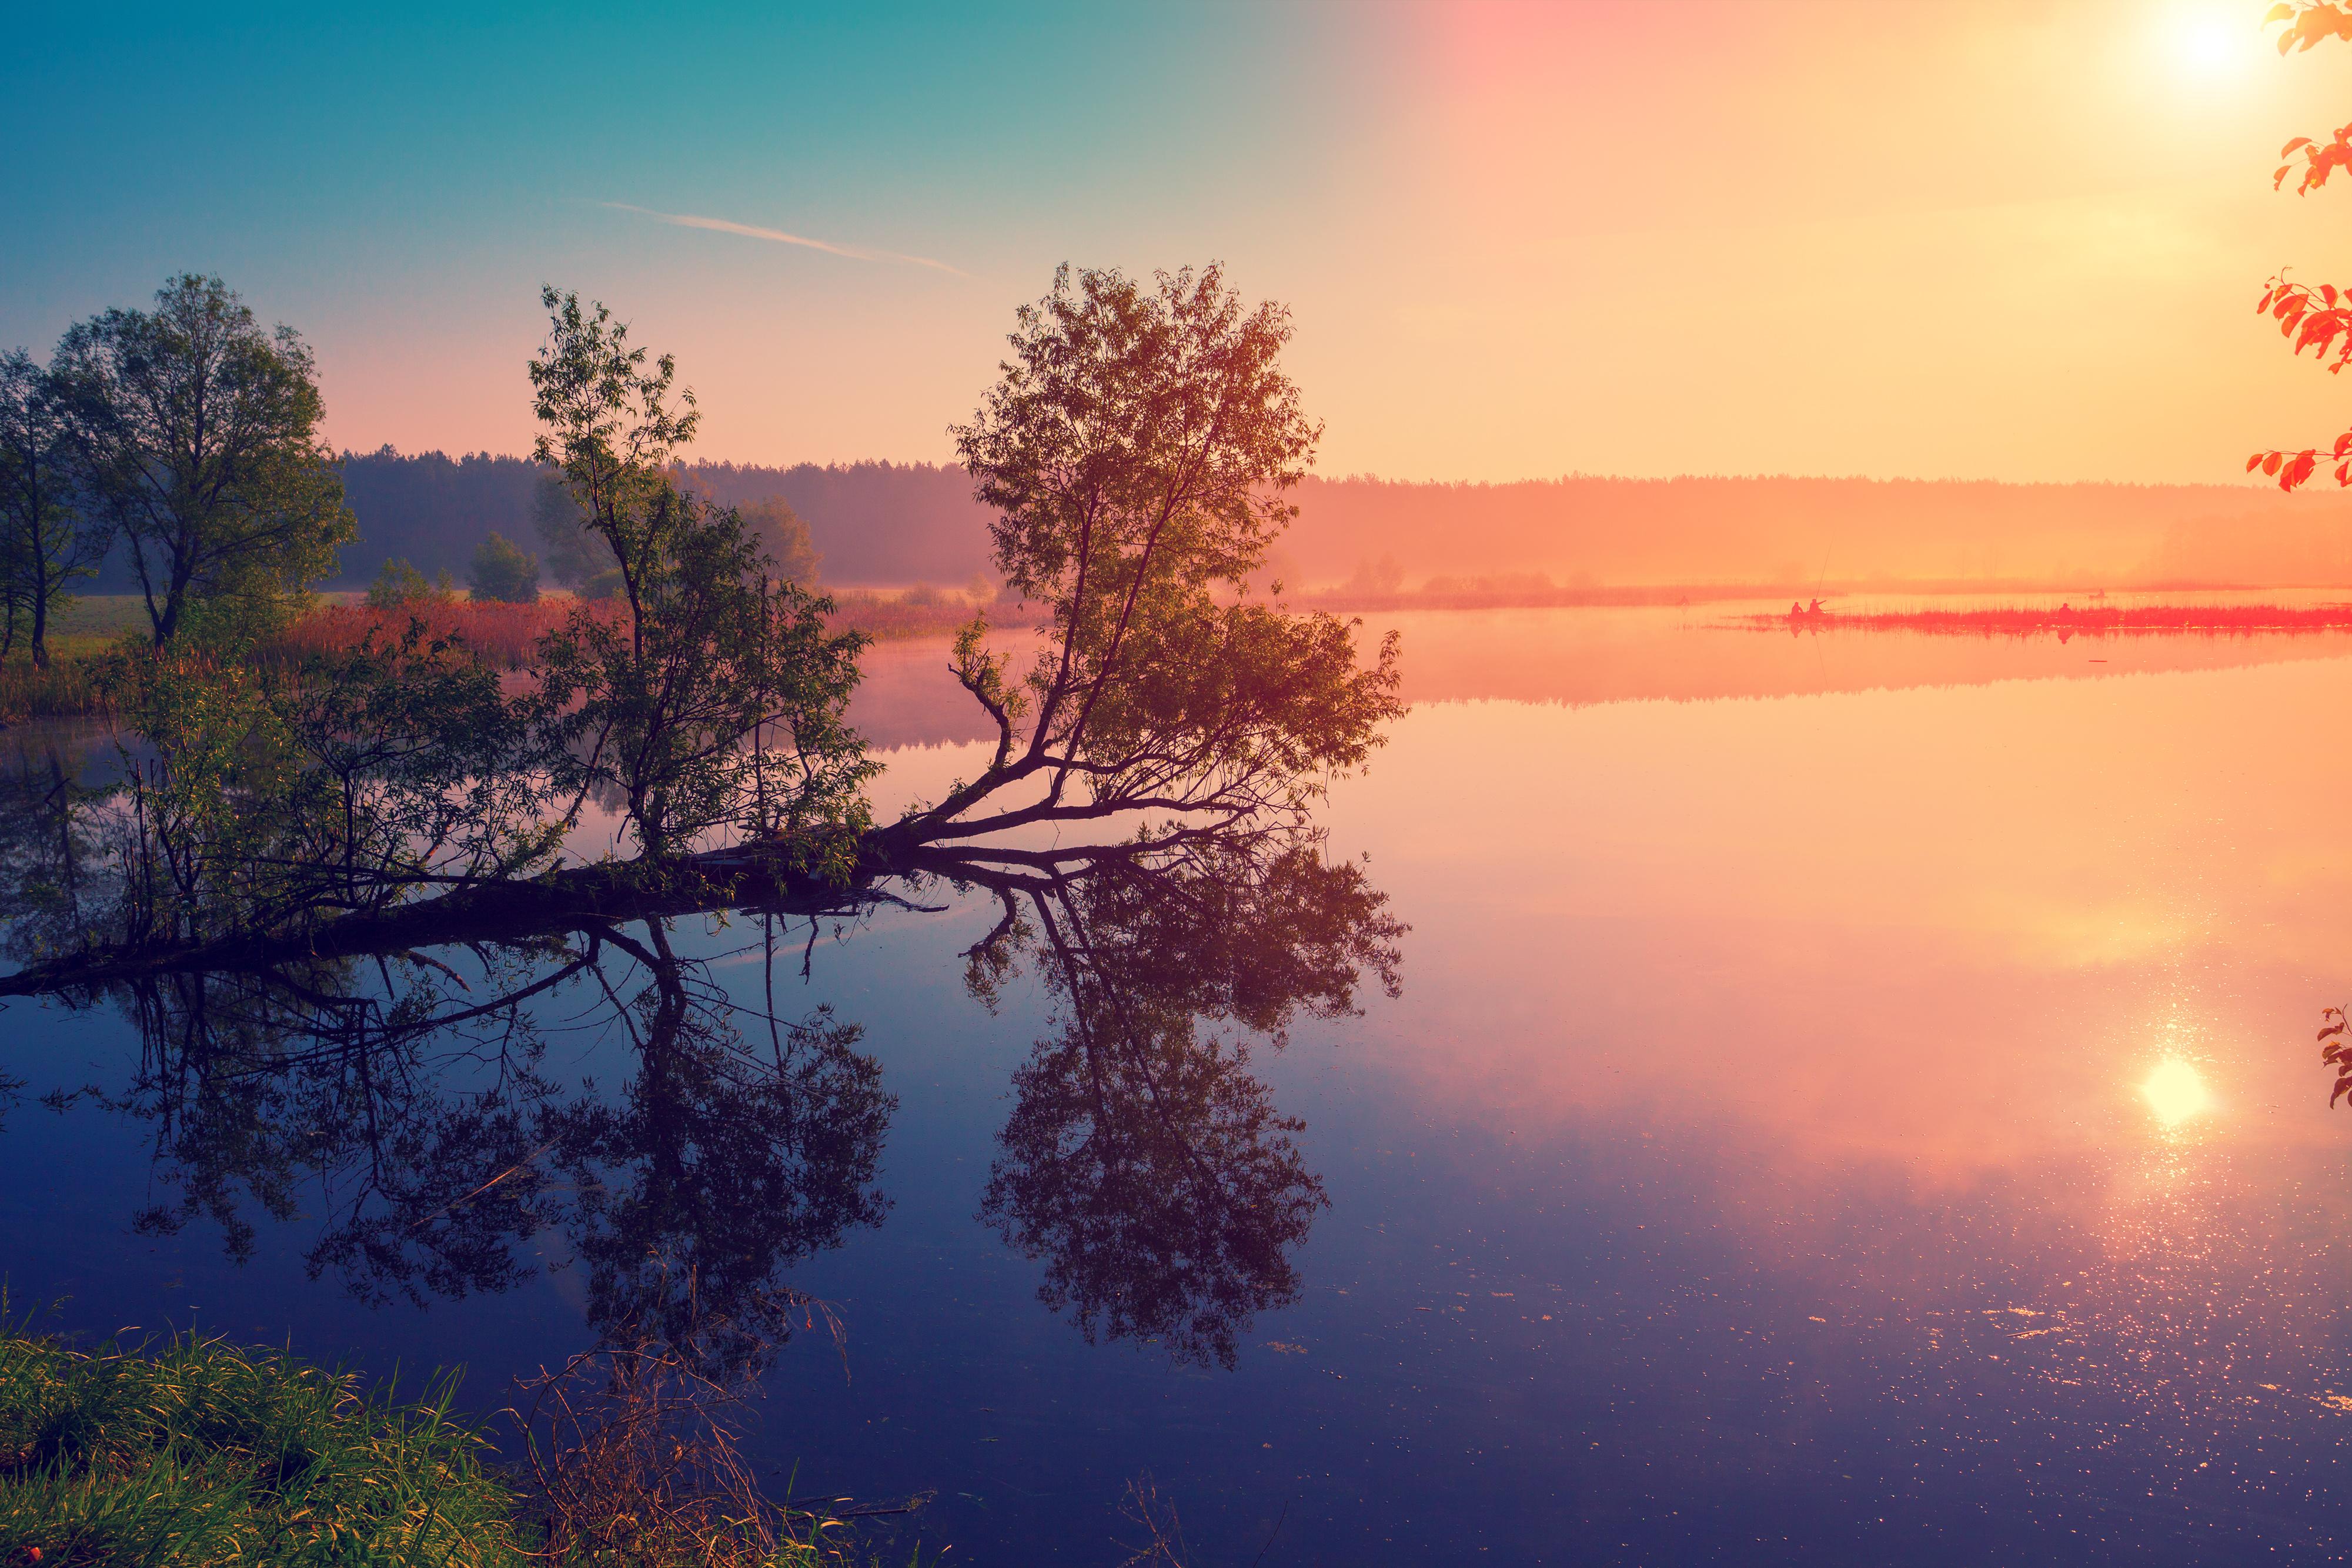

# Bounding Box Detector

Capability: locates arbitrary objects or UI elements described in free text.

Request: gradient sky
[5,0,2348,483]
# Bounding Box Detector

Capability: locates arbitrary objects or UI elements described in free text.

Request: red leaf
[2286,136,2316,156]
[2265,452,2284,476]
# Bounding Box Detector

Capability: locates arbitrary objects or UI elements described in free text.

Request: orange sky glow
[12,1,2352,485]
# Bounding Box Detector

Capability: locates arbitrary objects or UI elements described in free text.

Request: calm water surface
[6,607,2352,1563]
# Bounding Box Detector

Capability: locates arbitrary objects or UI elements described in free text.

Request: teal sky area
[2,2,1368,467]
[6,1,2345,484]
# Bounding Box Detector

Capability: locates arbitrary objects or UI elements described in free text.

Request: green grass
[0,1330,904,1567]
[46,596,161,643]
[0,1330,526,1566]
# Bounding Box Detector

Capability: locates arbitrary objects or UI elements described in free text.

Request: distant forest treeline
[223,450,2352,593]
[316,449,989,587]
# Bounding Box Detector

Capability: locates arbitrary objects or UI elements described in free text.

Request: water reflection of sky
[7,611,2352,1563]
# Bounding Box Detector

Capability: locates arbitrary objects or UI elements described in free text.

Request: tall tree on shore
[0,351,101,666]
[526,287,874,865]
[882,263,1401,854]
[50,275,352,647]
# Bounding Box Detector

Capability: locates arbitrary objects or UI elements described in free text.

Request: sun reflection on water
[2140,1058,2213,1129]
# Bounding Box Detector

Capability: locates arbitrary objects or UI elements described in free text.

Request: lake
[6,604,2352,1563]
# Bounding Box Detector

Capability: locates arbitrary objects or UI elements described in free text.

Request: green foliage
[894,263,1402,846]
[468,531,540,604]
[532,470,619,593]
[577,568,625,601]
[0,1329,524,1566]
[366,557,456,610]
[0,1326,885,1567]
[0,349,102,667]
[526,288,875,865]
[95,628,546,947]
[736,495,819,585]
[961,263,1318,607]
[51,275,355,648]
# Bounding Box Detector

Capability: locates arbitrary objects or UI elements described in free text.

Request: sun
[2141,1058,2214,1127]
[2164,4,2257,81]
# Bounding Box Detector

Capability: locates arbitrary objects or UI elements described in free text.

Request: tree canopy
[50,275,353,646]
[883,263,1401,857]
[468,529,540,603]
[524,287,873,867]
[0,350,99,666]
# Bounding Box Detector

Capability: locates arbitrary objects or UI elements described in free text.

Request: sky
[4,0,2350,484]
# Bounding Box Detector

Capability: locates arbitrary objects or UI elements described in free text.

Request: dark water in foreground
[9,607,2352,1563]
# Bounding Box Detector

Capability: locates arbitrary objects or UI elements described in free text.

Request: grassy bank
[0,1329,889,1566]
[0,591,1035,723]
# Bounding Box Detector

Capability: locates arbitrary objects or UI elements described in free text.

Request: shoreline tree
[880,263,1401,858]
[523,287,874,868]
[50,275,353,647]
[366,556,456,608]
[0,351,102,667]
[467,530,540,603]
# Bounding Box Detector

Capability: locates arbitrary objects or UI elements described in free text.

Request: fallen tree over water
[0,267,1401,1014]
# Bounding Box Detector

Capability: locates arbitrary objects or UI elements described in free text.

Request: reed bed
[263,592,1031,671]
[0,593,1041,724]
[0,658,114,721]
[823,589,1034,641]
[1732,601,2352,637]
[263,600,589,670]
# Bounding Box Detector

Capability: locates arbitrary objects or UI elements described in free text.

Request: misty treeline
[1301,474,2352,593]
[335,451,984,589]
[332,457,2352,597]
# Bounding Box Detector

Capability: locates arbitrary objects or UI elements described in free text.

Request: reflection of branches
[2,713,1406,1382]
[942,833,1404,1368]
[84,924,893,1388]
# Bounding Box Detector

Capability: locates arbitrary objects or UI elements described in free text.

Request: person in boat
[1790,600,1804,617]
[1807,597,1824,616]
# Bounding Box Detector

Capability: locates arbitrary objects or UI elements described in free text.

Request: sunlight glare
[2164,4,2254,82]
[2141,1058,2214,1127]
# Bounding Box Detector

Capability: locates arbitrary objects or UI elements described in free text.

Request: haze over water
[5,608,2348,1562]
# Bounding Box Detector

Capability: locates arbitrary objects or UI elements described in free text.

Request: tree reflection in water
[944,839,1402,1367]
[0,753,1403,1383]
